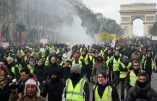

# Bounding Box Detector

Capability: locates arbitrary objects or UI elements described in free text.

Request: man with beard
[126,72,157,101]
[64,64,89,101]
[42,68,64,101]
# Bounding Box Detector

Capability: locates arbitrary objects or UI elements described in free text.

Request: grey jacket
[126,83,157,101]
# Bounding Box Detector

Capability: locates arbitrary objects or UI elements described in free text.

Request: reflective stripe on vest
[120,63,127,78]
[72,60,82,68]
[11,66,16,74]
[119,62,131,78]
[45,56,49,66]
[27,64,34,73]
[15,64,22,72]
[113,58,120,71]
[129,71,137,86]
[66,78,86,101]
[95,85,112,101]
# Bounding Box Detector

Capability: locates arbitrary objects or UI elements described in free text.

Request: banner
[96,32,117,41]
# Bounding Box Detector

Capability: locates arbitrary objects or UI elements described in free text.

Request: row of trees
[1,0,123,45]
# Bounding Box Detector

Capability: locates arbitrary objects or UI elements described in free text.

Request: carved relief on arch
[0,17,3,31]
[131,15,145,23]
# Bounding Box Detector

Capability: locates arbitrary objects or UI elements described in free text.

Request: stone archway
[120,3,157,37]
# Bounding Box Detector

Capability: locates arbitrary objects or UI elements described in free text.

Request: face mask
[70,73,80,80]
[137,81,148,88]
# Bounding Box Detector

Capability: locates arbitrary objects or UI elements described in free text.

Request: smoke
[20,0,94,45]
[60,15,94,45]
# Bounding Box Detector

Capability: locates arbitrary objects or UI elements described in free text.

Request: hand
[18,93,23,98]
[42,81,47,84]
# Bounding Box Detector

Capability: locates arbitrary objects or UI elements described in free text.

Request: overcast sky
[82,0,156,36]
[83,0,156,23]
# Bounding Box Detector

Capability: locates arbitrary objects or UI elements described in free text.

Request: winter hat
[71,64,81,74]
[24,79,40,97]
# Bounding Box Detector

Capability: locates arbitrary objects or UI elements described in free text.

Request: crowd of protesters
[0,37,157,101]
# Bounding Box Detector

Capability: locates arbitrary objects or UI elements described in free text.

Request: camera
[9,79,25,93]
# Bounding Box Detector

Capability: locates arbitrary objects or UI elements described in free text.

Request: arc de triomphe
[120,3,157,37]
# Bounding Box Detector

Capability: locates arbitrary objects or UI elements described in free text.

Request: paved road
[151,73,157,91]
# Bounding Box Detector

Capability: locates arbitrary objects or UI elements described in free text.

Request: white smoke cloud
[21,0,94,45]
[60,15,94,45]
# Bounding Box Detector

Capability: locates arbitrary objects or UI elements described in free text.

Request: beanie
[71,64,81,74]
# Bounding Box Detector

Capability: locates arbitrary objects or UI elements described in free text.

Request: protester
[0,65,11,101]
[64,64,89,101]
[93,72,120,101]
[17,79,46,101]
[42,68,64,101]
[126,72,157,101]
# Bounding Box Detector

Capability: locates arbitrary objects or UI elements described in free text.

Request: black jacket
[46,63,61,79]
[0,76,11,101]
[126,82,157,101]
[34,64,46,83]
[61,66,71,81]
[93,82,120,101]
[42,69,64,101]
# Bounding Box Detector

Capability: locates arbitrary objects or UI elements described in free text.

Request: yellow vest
[72,59,83,68]
[113,58,121,71]
[66,78,86,101]
[45,56,50,66]
[129,70,137,87]
[27,64,34,73]
[106,56,113,66]
[144,58,154,70]
[95,85,112,101]
[120,62,131,78]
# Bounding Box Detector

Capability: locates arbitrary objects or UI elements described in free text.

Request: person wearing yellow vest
[105,47,113,81]
[27,57,35,74]
[119,56,132,100]
[93,72,120,101]
[71,52,84,68]
[64,64,89,101]
[126,72,157,101]
[92,56,109,83]
[6,57,20,79]
[142,51,154,81]
[125,60,142,93]
[81,49,94,81]
[109,50,122,87]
